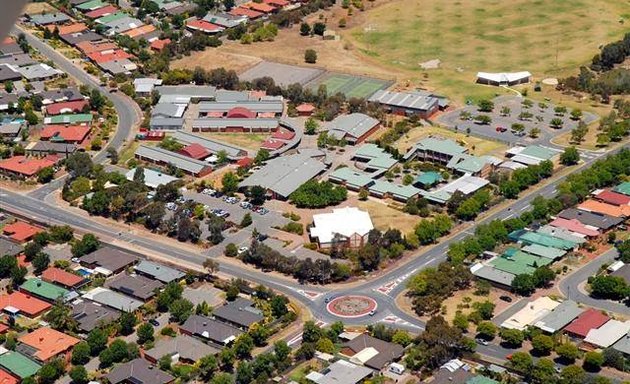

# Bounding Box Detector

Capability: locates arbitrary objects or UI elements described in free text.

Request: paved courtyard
[239,61,325,87]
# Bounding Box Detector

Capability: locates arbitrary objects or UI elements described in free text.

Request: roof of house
[43,113,92,124]
[84,4,118,18]
[490,250,552,276]
[533,300,583,333]
[558,208,623,230]
[0,352,41,379]
[239,153,327,198]
[327,113,380,140]
[368,89,440,111]
[79,247,138,273]
[180,315,243,344]
[578,199,630,218]
[2,221,42,242]
[612,332,630,356]
[311,207,373,244]
[106,358,174,384]
[306,360,372,384]
[99,58,138,75]
[213,298,264,328]
[202,12,247,28]
[243,1,276,12]
[145,335,220,362]
[229,6,264,18]
[0,65,22,82]
[59,30,104,45]
[0,238,23,257]
[564,308,610,338]
[75,40,118,54]
[501,297,561,331]
[45,100,88,115]
[16,63,62,80]
[30,13,71,25]
[342,333,404,369]
[537,225,586,245]
[18,327,80,361]
[613,182,630,196]
[82,287,143,312]
[611,264,630,284]
[0,367,18,384]
[133,260,185,284]
[186,19,224,33]
[124,168,179,190]
[71,299,120,332]
[135,145,211,175]
[0,291,51,317]
[40,124,91,143]
[585,320,630,348]
[594,189,630,206]
[404,137,466,160]
[87,49,133,64]
[150,39,171,51]
[41,267,85,288]
[77,0,107,11]
[40,88,83,103]
[0,54,37,67]
[122,24,156,38]
[133,78,162,93]
[548,217,600,237]
[25,142,77,157]
[20,279,69,302]
[106,273,163,300]
[516,230,577,250]
[520,244,566,259]
[470,264,515,286]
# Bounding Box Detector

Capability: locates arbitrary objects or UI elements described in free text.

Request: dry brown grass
[198,132,270,151]
[357,199,418,234]
[394,125,508,156]
[23,2,57,15]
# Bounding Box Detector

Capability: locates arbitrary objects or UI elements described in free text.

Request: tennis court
[308,73,391,99]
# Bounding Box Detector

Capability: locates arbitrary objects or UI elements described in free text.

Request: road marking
[520,206,529,211]
[375,267,420,295]
[503,213,514,220]
[287,334,302,346]
[380,315,423,329]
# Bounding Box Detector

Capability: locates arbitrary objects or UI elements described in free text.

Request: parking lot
[437,95,599,146]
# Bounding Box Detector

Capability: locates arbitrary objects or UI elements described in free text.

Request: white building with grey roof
[368,89,444,118]
[325,113,380,145]
[15,63,63,81]
[82,287,143,312]
[133,260,185,284]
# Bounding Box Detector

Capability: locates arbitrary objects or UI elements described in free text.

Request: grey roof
[558,208,623,230]
[538,225,587,244]
[125,168,179,189]
[612,264,630,284]
[40,88,83,104]
[171,131,247,159]
[106,358,174,384]
[0,238,23,257]
[16,63,62,80]
[135,145,210,175]
[152,103,185,118]
[103,16,143,33]
[327,113,379,140]
[145,335,220,362]
[212,298,264,328]
[533,300,584,333]
[0,54,37,67]
[133,78,162,93]
[79,247,138,273]
[26,141,77,157]
[0,64,22,82]
[342,334,404,369]
[203,12,247,28]
[191,118,279,130]
[0,122,23,136]
[471,264,515,286]
[105,273,163,301]
[368,89,440,112]
[82,287,143,312]
[71,299,120,332]
[215,90,252,102]
[180,315,243,345]
[0,93,19,108]
[310,360,373,384]
[149,117,184,130]
[98,59,136,75]
[239,153,327,198]
[0,42,23,56]
[612,332,630,356]
[133,260,185,284]
[198,100,284,114]
[155,85,217,99]
[59,31,104,46]
[30,13,71,25]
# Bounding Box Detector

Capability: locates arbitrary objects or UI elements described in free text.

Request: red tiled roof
[236,157,254,168]
[19,328,80,362]
[548,217,599,237]
[85,5,118,19]
[595,190,630,206]
[261,139,285,150]
[296,103,315,112]
[263,0,289,6]
[179,143,210,160]
[229,7,264,19]
[123,24,156,38]
[564,308,610,338]
[87,49,133,64]
[44,100,88,115]
[41,267,85,288]
[186,19,223,33]
[243,1,276,13]
[271,130,295,140]
[40,125,91,143]
[150,38,171,51]
[226,107,256,119]
[76,40,118,54]
[578,199,630,218]
[47,23,88,35]
[0,155,58,177]
[0,324,8,334]
[2,221,43,243]
[0,368,18,384]
[0,291,51,317]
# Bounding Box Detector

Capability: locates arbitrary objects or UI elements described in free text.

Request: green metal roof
[77,0,106,10]
[45,114,92,124]
[355,143,387,159]
[448,154,487,173]
[328,167,374,189]
[416,137,466,156]
[613,182,630,196]
[490,250,552,275]
[96,12,127,24]
[414,171,442,186]
[368,180,420,200]
[0,352,41,379]
[366,156,397,170]
[467,377,500,384]
[521,244,566,259]
[518,231,577,250]
[20,278,69,301]
[519,145,556,160]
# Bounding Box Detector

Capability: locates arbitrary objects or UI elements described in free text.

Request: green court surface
[309,73,390,99]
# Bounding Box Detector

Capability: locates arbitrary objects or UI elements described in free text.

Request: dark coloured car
[149,319,160,327]
[499,295,513,303]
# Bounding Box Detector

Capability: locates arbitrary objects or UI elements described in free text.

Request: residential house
[82,287,143,312]
[144,335,220,364]
[71,299,120,332]
[0,291,51,318]
[133,260,185,284]
[29,13,71,26]
[41,267,87,289]
[564,308,610,339]
[105,273,163,301]
[39,125,91,144]
[180,315,242,346]
[340,333,404,370]
[19,278,69,303]
[305,360,373,384]
[501,297,561,331]
[212,298,263,330]
[2,221,42,243]
[17,327,79,363]
[24,142,77,158]
[558,208,623,231]
[79,247,138,275]
[0,351,41,380]
[105,358,174,384]
[584,320,630,348]
[533,300,584,334]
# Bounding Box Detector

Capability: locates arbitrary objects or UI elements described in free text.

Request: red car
[496,126,507,132]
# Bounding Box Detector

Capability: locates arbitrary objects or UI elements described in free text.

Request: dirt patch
[356,198,418,235]
[198,132,270,151]
[171,51,262,74]
[24,2,58,15]
[394,125,507,156]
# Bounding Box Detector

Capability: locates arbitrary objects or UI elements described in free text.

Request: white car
[237,246,249,255]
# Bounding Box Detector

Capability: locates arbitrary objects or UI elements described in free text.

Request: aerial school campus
[0,0,629,384]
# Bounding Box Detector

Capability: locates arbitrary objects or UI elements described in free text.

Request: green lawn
[311,73,390,98]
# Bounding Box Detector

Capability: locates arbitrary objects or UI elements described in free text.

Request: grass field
[357,199,418,234]
[200,132,268,151]
[308,73,391,98]
[347,0,629,103]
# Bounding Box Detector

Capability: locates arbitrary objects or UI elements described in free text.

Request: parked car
[257,207,269,215]
[237,246,249,256]
[499,295,513,303]
[476,338,489,346]
[496,126,507,132]
[149,319,160,327]
[256,233,268,242]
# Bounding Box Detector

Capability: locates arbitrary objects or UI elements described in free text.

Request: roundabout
[326,295,378,318]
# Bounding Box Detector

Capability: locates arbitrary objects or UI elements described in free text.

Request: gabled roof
[106,359,174,384]
[558,208,623,230]
[186,19,224,33]
[564,308,610,338]
[80,247,138,273]
[40,124,91,143]
[84,5,118,18]
[0,352,41,379]
[584,320,630,348]
[20,278,69,302]
[0,291,51,317]
[342,333,404,369]
[578,199,630,218]
[106,273,163,301]
[0,156,58,177]
[548,217,600,237]
[229,6,264,18]
[613,182,630,196]
[29,13,71,25]
[87,49,133,64]
[41,267,85,288]
[123,24,157,38]
[75,40,118,54]
[50,23,88,35]
[594,189,630,206]
[18,327,79,361]
[179,143,210,160]
[533,300,583,333]
[133,260,185,284]
[2,221,42,242]
[328,113,380,140]
[82,287,143,312]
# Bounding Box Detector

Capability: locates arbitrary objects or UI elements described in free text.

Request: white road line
[520,206,529,211]
[503,213,514,220]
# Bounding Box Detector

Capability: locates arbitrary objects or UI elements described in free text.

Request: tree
[240,213,252,227]
[203,258,219,275]
[71,342,91,365]
[500,106,511,116]
[169,298,194,323]
[32,252,50,274]
[570,108,583,120]
[304,49,317,64]
[137,323,154,345]
[274,341,291,370]
[550,117,564,129]
[43,301,75,331]
[207,215,225,245]
[478,99,494,112]
[509,351,533,373]
[476,321,497,340]
[474,114,492,125]
[590,275,628,300]
[511,123,525,132]
[222,172,239,195]
[119,312,137,336]
[500,328,524,347]
[289,180,347,208]
[358,188,369,200]
[69,366,88,384]
[302,321,322,343]
[37,167,55,183]
[71,234,100,258]
[529,127,541,138]
[234,333,254,359]
[38,360,64,384]
[603,348,625,370]
[555,342,579,363]
[511,273,536,295]
[300,22,311,36]
[65,152,93,178]
[312,22,326,36]
[225,243,238,257]
[254,148,270,164]
[86,328,108,355]
[315,337,335,353]
[107,147,119,164]
[560,146,580,165]
[531,334,554,355]
[392,330,412,346]
[533,266,556,287]
[270,295,289,318]
[561,365,586,384]
[472,301,495,320]
[248,186,266,205]
[304,117,318,134]
[583,351,604,371]
[198,354,218,380]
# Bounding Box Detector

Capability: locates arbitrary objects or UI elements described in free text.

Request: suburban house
[144,335,220,364]
[0,238,23,258]
[19,278,69,303]
[17,327,79,363]
[212,298,264,330]
[125,168,179,190]
[0,351,41,380]
[180,315,243,346]
[564,308,611,339]
[0,155,59,179]
[2,221,43,243]
[310,207,374,249]
[39,125,91,144]
[500,297,561,331]
[79,247,139,275]
[340,333,404,370]
[326,113,380,145]
[584,320,630,349]
[105,358,174,384]
[82,287,143,312]
[105,273,164,301]
[40,267,87,289]
[305,360,373,384]
[24,142,78,158]
[0,291,51,318]
[133,260,185,284]
[532,300,583,334]
[71,299,120,333]
[593,189,630,206]
[557,208,623,232]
